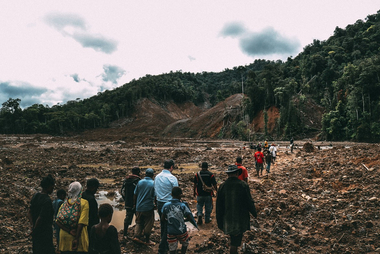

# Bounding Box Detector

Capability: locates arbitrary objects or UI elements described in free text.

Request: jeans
[266,160,271,173]
[196,195,213,221]
[157,201,168,254]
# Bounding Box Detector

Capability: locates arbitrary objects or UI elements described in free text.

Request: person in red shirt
[235,157,248,182]
[254,147,265,177]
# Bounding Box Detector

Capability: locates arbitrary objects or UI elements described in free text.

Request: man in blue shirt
[162,187,198,254]
[154,159,178,254]
[133,168,155,245]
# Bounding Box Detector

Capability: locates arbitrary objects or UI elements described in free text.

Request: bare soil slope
[80,93,324,141]
[251,106,280,133]
[163,94,244,138]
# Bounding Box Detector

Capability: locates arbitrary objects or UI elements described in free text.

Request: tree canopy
[1,10,380,141]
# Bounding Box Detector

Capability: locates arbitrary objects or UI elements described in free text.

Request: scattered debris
[0,135,379,253]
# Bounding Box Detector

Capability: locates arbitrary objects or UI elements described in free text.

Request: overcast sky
[0,1,379,108]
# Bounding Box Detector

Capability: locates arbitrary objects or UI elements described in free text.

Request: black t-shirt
[193,170,217,196]
[121,175,140,208]
[82,190,99,233]
[89,225,121,254]
[30,193,54,237]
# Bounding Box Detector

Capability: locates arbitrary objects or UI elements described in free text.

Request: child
[161,187,199,254]
[52,189,66,247]
[89,204,121,254]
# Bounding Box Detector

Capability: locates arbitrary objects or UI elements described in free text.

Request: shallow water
[96,191,160,232]
[96,191,126,231]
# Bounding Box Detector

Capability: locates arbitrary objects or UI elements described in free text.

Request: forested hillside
[1,10,380,141]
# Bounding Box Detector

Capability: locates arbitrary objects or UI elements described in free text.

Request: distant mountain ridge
[1,10,380,141]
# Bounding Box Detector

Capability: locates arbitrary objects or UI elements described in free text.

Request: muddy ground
[0,135,379,253]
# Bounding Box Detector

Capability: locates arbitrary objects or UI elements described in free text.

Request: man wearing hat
[82,178,100,238]
[193,162,217,225]
[216,165,257,254]
[133,168,155,245]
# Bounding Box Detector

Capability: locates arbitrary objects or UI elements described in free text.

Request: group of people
[253,142,277,178]
[28,176,120,254]
[29,155,262,254]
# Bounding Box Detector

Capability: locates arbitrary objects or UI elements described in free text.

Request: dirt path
[1,135,379,253]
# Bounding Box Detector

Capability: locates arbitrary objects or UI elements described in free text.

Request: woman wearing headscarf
[56,181,90,254]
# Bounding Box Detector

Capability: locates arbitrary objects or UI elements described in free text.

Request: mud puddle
[96,191,160,232]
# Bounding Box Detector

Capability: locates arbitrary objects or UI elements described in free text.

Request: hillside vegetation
[1,10,380,141]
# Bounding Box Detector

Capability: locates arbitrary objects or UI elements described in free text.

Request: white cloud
[0,0,378,108]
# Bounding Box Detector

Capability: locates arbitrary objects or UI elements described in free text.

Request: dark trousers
[157,201,168,254]
[124,207,135,235]
[32,234,55,254]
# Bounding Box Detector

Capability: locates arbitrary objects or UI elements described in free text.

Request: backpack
[197,171,214,192]
[56,198,81,230]
[121,176,140,207]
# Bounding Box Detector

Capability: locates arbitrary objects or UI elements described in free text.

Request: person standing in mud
[162,187,198,254]
[235,157,248,182]
[89,203,121,254]
[264,149,272,177]
[154,159,178,254]
[254,147,265,177]
[53,189,67,248]
[133,168,156,245]
[269,143,277,163]
[82,178,100,239]
[28,174,56,254]
[193,162,217,225]
[56,181,90,253]
[121,167,141,237]
[216,165,257,254]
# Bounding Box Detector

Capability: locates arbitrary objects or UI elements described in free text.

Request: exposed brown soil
[85,94,287,141]
[1,135,379,253]
[251,106,280,133]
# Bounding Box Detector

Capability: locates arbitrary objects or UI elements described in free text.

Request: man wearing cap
[133,168,155,245]
[121,167,141,237]
[82,178,100,238]
[193,162,217,225]
[216,165,257,254]
[154,159,178,254]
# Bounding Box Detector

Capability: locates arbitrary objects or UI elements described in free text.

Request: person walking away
[162,187,199,254]
[56,181,90,253]
[154,159,178,254]
[216,165,257,254]
[235,157,248,182]
[269,143,277,163]
[28,174,56,254]
[120,167,141,237]
[264,140,269,150]
[53,189,66,248]
[133,168,156,245]
[82,178,100,239]
[264,149,273,178]
[89,203,121,254]
[254,147,265,177]
[193,162,217,225]
[290,137,294,153]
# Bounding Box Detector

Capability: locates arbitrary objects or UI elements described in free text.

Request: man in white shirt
[154,159,178,254]
[269,143,277,163]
